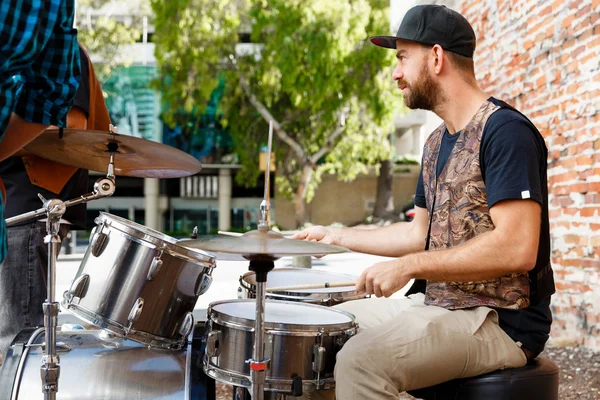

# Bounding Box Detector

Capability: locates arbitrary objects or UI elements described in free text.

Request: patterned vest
[421,100,530,310]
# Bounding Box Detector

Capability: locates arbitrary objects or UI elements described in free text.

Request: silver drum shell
[203,299,358,393]
[7,328,190,399]
[62,212,216,349]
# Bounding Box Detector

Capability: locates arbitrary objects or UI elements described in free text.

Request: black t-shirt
[414,97,553,356]
[0,46,90,230]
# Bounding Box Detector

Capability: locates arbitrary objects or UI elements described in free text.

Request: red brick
[540,5,553,16]
[581,207,600,217]
[589,182,600,193]
[562,14,576,28]
[571,183,589,193]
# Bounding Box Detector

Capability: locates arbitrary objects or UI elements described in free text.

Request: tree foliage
[76,0,150,82]
[152,0,403,226]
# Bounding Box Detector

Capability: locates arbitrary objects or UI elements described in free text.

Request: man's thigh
[335,305,527,395]
[334,293,425,330]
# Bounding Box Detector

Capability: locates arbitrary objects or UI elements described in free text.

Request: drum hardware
[146,248,165,281]
[179,312,196,337]
[312,330,326,390]
[127,298,145,327]
[67,274,90,301]
[6,144,118,400]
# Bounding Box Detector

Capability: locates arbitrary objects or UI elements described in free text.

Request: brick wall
[458,0,600,350]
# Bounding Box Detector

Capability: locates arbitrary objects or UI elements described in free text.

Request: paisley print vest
[421,100,530,310]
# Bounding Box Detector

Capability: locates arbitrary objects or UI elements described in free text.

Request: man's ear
[431,44,445,75]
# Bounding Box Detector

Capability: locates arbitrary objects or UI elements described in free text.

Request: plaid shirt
[0,0,81,263]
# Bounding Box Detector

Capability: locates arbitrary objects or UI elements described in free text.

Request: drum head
[243,268,357,293]
[96,212,215,264]
[212,300,354,326]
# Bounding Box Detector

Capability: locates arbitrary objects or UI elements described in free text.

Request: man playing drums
[294,5,554,399]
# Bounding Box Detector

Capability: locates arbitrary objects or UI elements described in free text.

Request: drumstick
[218,230,293,238]
[218,231,243,236]
[266,281,357,292]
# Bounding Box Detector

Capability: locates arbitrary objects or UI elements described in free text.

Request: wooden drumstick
[217,230,243,237]
[266,281,357,292]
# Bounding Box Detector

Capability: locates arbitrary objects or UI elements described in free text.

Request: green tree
[152,0,403,227]
[76,0,150,82]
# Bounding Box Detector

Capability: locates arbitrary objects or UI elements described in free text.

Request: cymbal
[24,128,202,178]
[179,230,348,261]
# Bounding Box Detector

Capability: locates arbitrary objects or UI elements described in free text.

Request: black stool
[407,356,559,400]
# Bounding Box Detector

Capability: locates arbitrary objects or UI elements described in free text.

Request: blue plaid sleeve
[0,0,79,263]
[13,0,80,128]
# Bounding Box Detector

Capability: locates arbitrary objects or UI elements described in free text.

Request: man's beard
[401,65,440,111]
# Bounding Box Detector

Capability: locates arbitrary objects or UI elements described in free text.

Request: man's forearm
[331,222,426,257]
[404,230,536,282]
[0,113,48,161]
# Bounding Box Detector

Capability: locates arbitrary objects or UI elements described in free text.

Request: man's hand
[357,258,411,298]
[291,225,338,245]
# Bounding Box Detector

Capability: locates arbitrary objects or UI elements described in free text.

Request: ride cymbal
[25,128,202,178]
[180,229,348,261]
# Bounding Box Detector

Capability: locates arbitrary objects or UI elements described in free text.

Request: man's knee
[334,333,372,377]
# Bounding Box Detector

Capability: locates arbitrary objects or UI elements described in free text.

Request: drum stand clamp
[6,161,117,400]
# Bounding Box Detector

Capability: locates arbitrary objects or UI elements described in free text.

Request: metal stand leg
[40,203,64,399]
[2,143,117,398]
[247,260,274,400]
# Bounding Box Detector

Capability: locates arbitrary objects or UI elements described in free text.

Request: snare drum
[203,299,358,394]
[238,268,367,306]
[62,212,216,350]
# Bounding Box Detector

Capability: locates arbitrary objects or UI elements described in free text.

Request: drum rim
[208,299,357,333]
[203,358,336,392]
[61,301,187,350]
[239,268,365,300]
[96,212,216,266]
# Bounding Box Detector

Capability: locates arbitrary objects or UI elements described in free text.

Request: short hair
[446,51,475,77]
[420,43,476,78]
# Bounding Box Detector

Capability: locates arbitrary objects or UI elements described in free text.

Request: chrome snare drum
[239,268,367,306]
[203,299,358,393]
[62,212,216,350]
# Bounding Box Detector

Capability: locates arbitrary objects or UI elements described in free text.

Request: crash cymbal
[179,229,348,261]
[24,128,202,178]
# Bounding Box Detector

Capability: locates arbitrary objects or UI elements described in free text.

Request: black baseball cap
[370,5,476,58]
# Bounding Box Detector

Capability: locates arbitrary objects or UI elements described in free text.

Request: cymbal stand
[5,159,116,400]
[247,121,275,399]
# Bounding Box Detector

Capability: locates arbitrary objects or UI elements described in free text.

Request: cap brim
[369,36,399,49]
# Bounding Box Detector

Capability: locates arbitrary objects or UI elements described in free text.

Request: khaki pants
[303,293,527,400]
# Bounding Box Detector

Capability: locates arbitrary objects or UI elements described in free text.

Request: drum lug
[90,223,108,257]
[312,344,326,373]
[68,273,90,300]
[195,272,213,296]
[146,251,164,281]
[127,298,145,323]
[178,311,194,337]
[206,330,221,357]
